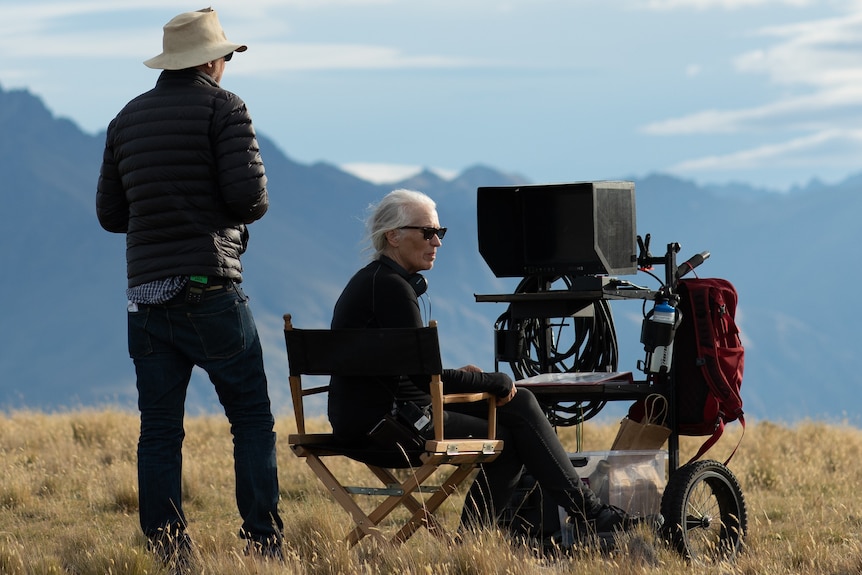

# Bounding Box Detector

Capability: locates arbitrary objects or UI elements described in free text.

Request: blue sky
[2,0,861,190]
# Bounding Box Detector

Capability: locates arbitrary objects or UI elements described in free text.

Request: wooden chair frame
[284,314,503,547]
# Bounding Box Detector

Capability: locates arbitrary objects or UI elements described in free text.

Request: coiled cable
[494,274,619,426]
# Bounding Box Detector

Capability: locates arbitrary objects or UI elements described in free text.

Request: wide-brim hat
[144,7,247,70]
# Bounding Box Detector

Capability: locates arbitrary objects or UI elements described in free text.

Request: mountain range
[2,82,859,426]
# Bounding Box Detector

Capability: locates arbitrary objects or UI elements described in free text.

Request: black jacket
[328,257,512,439]
[96,69,268,287]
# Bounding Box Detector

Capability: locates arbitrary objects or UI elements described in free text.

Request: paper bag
[611,394,671,450]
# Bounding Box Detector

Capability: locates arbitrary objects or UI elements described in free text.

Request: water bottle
[641,300,677,374]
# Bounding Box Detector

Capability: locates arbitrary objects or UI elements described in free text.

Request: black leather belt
[199,281,231,291]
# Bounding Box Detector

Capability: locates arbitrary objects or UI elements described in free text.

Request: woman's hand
[496,383,517,407]
[457,364,483,373]
[454,364,516,405]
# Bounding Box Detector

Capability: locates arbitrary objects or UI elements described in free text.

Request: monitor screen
[477,181,637,278]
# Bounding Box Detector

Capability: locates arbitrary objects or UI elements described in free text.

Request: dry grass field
[1,408,861,574]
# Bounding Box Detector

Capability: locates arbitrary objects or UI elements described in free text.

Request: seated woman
[328,188,648,540]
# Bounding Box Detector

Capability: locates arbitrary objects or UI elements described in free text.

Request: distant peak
[339,162,456,184]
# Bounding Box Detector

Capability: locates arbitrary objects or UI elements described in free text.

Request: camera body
[394,400,432,433]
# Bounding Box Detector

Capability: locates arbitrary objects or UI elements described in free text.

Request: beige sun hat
[144,7,247,70]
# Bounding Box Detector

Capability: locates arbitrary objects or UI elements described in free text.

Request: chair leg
[345,463,441,547]
[393,463,475,543]
[304,456,389,546]
[367,466,427,517]
[303,455,494,547]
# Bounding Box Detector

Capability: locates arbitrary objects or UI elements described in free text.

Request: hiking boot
[594,504,641,533]
[147,529,193,574]
[568,505,663,551]
[244,537,285,562]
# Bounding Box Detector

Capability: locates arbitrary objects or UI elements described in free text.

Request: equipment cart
[473,182,747,560]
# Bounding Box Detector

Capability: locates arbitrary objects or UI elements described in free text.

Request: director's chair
[283,314,503,547]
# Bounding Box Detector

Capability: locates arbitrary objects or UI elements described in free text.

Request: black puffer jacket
[96,69,269,287]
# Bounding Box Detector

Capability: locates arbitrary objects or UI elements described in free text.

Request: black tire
[661,459,747,560]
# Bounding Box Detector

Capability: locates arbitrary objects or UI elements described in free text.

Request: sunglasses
[224,52,234,62]
[399,226,447,240]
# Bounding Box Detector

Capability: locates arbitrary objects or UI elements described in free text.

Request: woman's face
[385,203,443,274]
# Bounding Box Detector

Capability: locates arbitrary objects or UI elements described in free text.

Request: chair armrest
[442,392,495,404]
[430,377,497,442]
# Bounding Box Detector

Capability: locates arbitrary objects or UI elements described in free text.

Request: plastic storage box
[571,449,667,517]
[500,449,667,544]
[558,450,668,547]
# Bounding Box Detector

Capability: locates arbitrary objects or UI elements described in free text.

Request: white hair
[365,189,436,259]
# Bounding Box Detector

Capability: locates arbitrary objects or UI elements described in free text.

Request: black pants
[439,388,603,528]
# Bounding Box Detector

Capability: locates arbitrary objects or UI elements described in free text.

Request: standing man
[96,7,283,565]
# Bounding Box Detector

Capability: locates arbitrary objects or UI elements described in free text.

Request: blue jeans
[128,283,283,544]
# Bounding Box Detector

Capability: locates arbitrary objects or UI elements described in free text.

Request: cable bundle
[494,275,619,426]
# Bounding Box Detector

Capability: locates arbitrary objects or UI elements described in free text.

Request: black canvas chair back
[286,324,442,376]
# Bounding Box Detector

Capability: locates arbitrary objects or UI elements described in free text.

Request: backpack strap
[687,413,745,465]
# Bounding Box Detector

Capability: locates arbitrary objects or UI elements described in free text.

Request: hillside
[1,82,861,424]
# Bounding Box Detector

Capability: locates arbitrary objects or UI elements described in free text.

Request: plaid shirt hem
[126,276,188,305]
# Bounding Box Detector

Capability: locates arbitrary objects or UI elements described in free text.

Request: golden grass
[1,409,860,574]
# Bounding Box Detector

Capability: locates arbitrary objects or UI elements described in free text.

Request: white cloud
[0,0,182,29]
[737,12,862,88]
[643,86,862,135]
[0,1,488,71]
[1,30,154,58]
[643,7,862,177]
[646,10,862,135]
[234,42,483,73]
[644,0,813,9]
[229,0,394,8]
[669,127,862,172]
[0,2,178,58]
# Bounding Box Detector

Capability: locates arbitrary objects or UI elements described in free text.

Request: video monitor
[477,181,638,278]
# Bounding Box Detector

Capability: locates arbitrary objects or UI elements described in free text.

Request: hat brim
[144,42,247,70]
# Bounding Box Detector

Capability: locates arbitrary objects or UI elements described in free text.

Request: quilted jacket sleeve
[211,97,269,224]
[96,121,130,234]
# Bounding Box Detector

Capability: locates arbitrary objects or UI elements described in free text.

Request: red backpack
[673,278,745,464]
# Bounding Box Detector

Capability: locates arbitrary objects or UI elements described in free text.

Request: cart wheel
[661,459,747,561]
